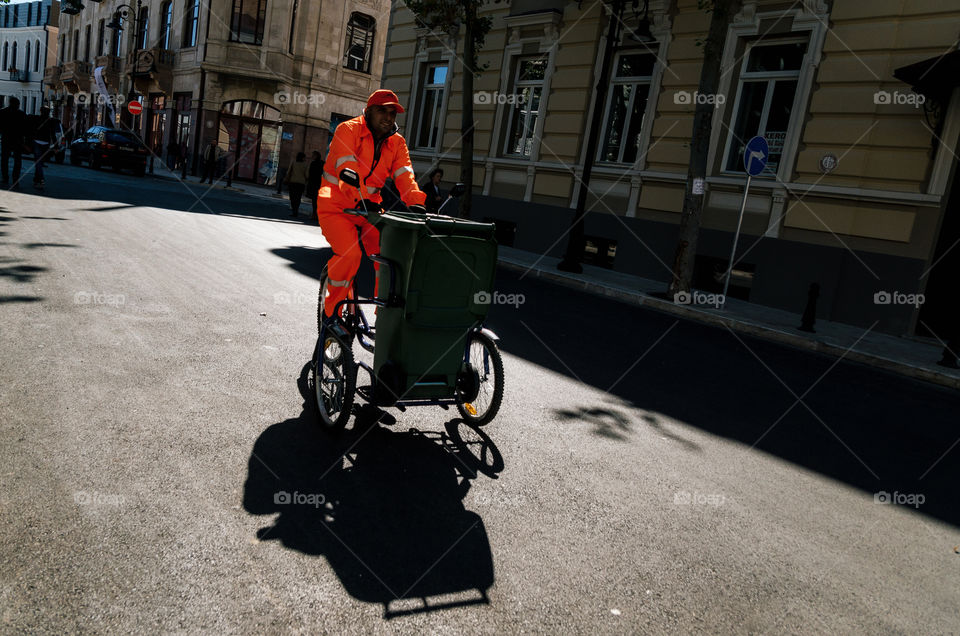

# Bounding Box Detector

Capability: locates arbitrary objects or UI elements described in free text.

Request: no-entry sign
[127,101,143,116]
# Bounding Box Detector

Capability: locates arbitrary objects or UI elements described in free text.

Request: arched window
[136,7,149,49]
[24,40,29,71]
[183,0,199,47]
[11,41,16,69]
[34,40,40,72]
[160,2,173,49]
[2,43,7,71]
[343,12,374,74]
[97,20,105,56]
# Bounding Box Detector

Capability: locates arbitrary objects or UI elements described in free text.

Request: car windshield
[105,131,142,145]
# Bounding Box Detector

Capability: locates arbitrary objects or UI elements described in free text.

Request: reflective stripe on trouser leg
[317,210,367,317]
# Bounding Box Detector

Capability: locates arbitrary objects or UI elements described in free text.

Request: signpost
[127,100,143,116]
[722,135,768,301]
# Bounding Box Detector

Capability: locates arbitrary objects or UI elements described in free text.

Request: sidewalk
[146,159,287,203]
[498,246,960,391]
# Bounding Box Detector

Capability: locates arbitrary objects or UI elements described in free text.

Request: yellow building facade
[383,0,960,337]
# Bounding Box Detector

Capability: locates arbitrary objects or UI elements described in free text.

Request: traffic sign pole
[723,135,769,305]
[722,173,751,302]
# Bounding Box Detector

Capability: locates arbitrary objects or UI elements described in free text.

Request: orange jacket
[318,115,426,210]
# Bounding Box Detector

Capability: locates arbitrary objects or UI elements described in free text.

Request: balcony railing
[44,65,62,86]
[127,48,175,75]
[8,69,29,82]
[60,60,92,92]
[94,54,124,73]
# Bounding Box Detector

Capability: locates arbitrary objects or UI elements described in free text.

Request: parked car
[69,126,149,176]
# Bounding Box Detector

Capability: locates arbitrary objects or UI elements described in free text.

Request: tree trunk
[668,0,739,298]
[460,6,476,219]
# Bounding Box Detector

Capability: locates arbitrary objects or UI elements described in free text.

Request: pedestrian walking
[0,97,26,187]
[166,140,179,171]
[306,150,323,217]
[31,107,57,188]
[284,152,309,217]
[423,168,444,214]
[201,140,220,184]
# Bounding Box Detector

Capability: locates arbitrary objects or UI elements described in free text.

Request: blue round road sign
[743,135,769,176]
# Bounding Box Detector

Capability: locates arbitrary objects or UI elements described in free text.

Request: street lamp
[106,0,144,131]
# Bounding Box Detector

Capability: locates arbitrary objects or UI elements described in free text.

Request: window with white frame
[599,51,655,164]
[723,39,807,178]
[415,62,448,149]
[503,57,547,158]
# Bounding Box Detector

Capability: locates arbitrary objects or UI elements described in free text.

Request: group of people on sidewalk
[0,97,59,189]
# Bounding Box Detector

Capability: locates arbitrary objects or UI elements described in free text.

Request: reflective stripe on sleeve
[393,165,414,178]
[365,186,381,194]
[335,155,357,168]
[323,171,339,185]
[328,278,351,288]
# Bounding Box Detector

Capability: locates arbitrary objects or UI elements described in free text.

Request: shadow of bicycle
[242,363,502,617]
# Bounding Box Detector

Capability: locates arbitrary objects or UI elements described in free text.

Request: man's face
[366,105,397,135]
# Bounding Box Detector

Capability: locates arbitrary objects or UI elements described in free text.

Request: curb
[498,257,960,392]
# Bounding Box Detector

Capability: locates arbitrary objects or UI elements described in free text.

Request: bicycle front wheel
[456,331,504,426]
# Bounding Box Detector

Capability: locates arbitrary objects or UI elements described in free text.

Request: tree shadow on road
[242,363,499,617]
[490,268,960,528]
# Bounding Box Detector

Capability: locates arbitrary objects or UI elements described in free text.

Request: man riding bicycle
[317,90,427,335]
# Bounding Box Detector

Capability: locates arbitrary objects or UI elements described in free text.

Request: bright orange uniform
[317,107,426,317]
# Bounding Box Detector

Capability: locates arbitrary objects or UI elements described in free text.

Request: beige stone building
[382,0,960,337]
[46,0,390,182]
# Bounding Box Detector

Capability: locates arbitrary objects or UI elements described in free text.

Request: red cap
[366,89,405,113]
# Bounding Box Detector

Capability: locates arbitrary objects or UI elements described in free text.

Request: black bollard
[798,282,820,332]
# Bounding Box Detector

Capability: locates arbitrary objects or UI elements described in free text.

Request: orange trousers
[317,209,380,317]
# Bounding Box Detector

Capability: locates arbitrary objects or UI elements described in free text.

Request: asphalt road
[1,161,958,633]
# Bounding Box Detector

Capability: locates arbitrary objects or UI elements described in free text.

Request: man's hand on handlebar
[357,199,382,214]
[408,204,427,215]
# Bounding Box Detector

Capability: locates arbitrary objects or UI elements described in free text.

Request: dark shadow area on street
[0,295,42,304]
[242,363,498,617]
[486,267,960,528]
[270,245,378,298]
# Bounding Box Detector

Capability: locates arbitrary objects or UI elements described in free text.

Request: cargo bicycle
[310,169,504,431]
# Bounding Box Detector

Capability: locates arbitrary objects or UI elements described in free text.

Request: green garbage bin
[372,211,497,403]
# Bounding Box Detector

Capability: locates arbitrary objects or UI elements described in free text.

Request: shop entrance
[217,100,281,185]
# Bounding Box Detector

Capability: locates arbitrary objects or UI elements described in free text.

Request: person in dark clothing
[306,150,323,217]
[0,97,26,187]
[423,168,444,214]
[201,140,220,184]
[31,107,58,187]
[284,151,308,217]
